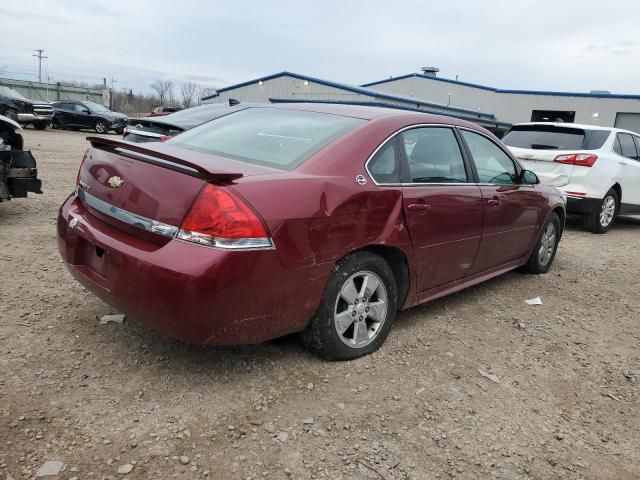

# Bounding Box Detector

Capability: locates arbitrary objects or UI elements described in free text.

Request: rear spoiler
[86,136,243,182]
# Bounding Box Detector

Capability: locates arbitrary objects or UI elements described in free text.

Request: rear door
[394,126,483,291]
[459,128,542,273]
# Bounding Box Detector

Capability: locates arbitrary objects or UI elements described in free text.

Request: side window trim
[633,136,640,161]
[457,126,522,185]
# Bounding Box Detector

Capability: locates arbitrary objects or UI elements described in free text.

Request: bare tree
[150,80,174,106]
[180,82,198,108]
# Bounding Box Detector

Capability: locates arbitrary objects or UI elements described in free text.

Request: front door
[459,129,541,273]
[398,126,483,291]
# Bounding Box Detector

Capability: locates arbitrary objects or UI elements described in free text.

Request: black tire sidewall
[526,212,561,274]
[584,189,618,234]
[305,252,398,360]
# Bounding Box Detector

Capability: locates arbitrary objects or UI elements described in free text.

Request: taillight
[76,148,90,186]
[554,153,598,167]
[159,135,172,142]
[177,184,273,249]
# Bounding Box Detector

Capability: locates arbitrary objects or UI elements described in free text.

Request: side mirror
[520,169,539,185]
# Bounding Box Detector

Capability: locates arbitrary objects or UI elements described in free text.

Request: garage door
[615,113,640,134]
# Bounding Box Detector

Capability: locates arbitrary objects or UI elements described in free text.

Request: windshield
[169,107,366,169]
[502,125,585,150]
[0,86,30,101]
[82,101,110,113]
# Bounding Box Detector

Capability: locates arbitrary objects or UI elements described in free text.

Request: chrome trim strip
[364,123,531,188]
[76,188,276,250]
[125,129,164,138]
[77,188,179,238]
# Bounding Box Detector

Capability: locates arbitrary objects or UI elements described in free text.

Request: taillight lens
[554,153,598,167]
[177,184,272,249]
[159,135,172,142]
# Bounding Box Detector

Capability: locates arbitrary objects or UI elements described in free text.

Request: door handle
[487,198,500,207]
[407,203,430,214]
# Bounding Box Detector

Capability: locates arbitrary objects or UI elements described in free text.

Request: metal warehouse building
[201,72,510,133]
[203,69,640,135]
[363,69,640,133]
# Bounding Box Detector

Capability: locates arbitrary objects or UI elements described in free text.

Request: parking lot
[1,129,639,479]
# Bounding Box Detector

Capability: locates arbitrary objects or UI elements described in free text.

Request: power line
[32,49,47,83]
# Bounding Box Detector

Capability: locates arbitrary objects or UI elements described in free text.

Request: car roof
[260,102,488,131]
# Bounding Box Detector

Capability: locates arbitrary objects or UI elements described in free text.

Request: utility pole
[32,49,47,83]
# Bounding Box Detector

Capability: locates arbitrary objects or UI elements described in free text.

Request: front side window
[400,127,468,183]
[170,107,366,169]
[461,130,517,184]
[617,133,639,160]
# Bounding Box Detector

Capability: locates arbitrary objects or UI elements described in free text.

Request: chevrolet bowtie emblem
[107,176,124,188]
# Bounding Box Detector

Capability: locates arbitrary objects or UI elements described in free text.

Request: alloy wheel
[334,271,388,348]
[599,195,616,227]
[95,121,106,134]
[538,222,556,267]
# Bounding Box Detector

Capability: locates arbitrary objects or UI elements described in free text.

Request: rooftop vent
[421,67,439,77]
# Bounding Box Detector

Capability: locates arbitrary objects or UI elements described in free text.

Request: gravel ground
[1,129,639,480]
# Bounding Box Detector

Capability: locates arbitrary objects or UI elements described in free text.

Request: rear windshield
[169,107,365,169]
[162,104,241,124]
[502,125,610,151]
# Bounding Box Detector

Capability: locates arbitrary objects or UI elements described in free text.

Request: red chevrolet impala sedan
[57,104,566,360]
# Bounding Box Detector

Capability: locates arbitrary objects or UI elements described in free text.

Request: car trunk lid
[502,124,593,187]
[507,146,576,186]
[77,137,276,243]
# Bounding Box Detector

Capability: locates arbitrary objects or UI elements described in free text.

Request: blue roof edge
[361,73,640,100]
[200,71,496,118]
[268,98,512,128]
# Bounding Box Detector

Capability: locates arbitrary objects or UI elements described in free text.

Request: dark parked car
[0,114,42,202]
[51,101,127,134]
[123,103,248,142]
[0,86,53,130]
[147,106,182,117]
[58,104,566,360]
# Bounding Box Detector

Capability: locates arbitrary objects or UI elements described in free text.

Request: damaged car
[0,114,42,202]
[57,104,565,360]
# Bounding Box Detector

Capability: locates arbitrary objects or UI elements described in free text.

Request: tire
[4,109,18,122]
[583,189,618,234]
[94,119,107,134]
[50,117,60,129]
[33,120,47,130]
[522,212,561,274]
[302,252,398,360]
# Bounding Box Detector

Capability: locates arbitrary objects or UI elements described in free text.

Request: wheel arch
[346,244,411,310]
[611,183,622,212]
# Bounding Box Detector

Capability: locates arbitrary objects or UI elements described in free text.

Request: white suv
[502,123,640,233]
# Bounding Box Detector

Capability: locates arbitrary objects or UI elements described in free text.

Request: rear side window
[502,125,584,150]
[461,130,517,185]
[400,127,468,183]
[368,140,400,183]
[617,133,639,160]
[169,108,365,169]
[584,130,610,149]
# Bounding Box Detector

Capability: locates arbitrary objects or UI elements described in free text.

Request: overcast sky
[1,0,639,97]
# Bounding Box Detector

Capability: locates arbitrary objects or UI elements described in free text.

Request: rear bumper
[566,195,601,213]
[57,194,326,345]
